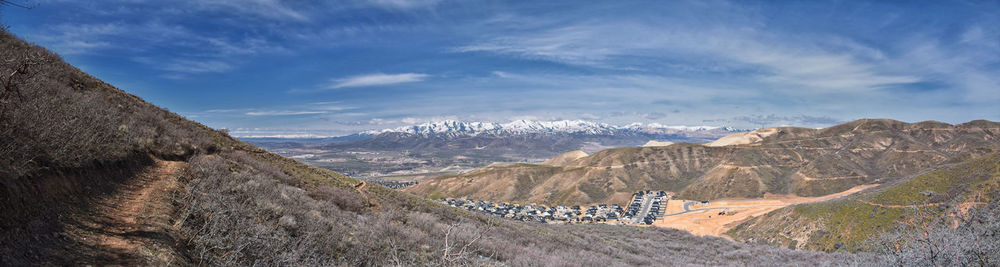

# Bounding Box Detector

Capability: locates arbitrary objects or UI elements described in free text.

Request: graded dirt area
[652,184,877,238]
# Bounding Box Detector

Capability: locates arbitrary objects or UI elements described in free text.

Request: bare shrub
[1,29,214,178]
[309,185,367,212]
[180,152,445,265]
[872,198,1000,266]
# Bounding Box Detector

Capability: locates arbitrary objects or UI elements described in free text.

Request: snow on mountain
[362,120,737,136]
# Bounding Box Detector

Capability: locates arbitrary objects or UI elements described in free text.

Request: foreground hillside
[0,30,874,265]
[406,119,1000,206]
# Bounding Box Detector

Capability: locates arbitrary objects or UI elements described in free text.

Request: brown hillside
[406,119,1000,206]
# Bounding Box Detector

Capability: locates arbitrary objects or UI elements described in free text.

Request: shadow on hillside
[0,154,169,265]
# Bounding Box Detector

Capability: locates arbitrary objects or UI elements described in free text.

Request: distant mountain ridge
[327,120,744,157]
[242,120,745,178]
[361,119,735,136]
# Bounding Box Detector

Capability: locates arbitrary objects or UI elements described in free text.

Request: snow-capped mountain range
[247,120,748,177]
[361,120,733,136]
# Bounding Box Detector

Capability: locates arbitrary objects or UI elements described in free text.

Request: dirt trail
[354,180,383,211]
[857,199,987,209]
[795,172,868,181]
[58,159,187,265]
[355,180,367,191]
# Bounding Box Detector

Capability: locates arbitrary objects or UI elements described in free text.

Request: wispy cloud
[456,21,921,93]
[161,59,233,73]
[491,71,511,78]
[722,114,845,128]
[190,0,308,21]
[28,23,123,54]
[892,29,1000,103]
[29,19,287,75]
[245,110,326,116]
[367,0,442,10]
[327,73,429,89]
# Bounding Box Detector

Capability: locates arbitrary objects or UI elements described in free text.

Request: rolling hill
[405,119,1000,206]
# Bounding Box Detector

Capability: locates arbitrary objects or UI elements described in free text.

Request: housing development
[435,190,670,225]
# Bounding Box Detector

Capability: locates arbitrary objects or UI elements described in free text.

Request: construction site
[436,184,877,239]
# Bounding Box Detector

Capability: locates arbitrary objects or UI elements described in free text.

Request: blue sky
[3,0,998,136]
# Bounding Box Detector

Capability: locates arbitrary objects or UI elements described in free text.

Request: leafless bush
[872,198,1000,266]
[0,41,49,104]
[1,29,213,177]
[309,185,367,212]
[180,152,452,265]
[442,221,494,264]
[180,153,342,265]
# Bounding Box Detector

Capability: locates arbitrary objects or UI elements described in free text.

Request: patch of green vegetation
[792,200,907,251]
[506,165,561,200]
[762,168,793,194]
[868,154,999,206]
[551,186,578,204]
[577,178,610,201]
[731,149,774,166]
[793,177,862,197]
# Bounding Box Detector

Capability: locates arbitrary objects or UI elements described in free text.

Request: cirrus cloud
[245,110,326,116]
[327,73,429,89]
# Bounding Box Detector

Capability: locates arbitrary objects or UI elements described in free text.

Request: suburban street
[632,195,655,224]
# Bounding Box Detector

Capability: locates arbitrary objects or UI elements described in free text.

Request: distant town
[435,190,670,225]
[366,179,418,189]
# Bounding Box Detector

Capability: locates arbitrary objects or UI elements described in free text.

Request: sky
[2,0,998,136]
